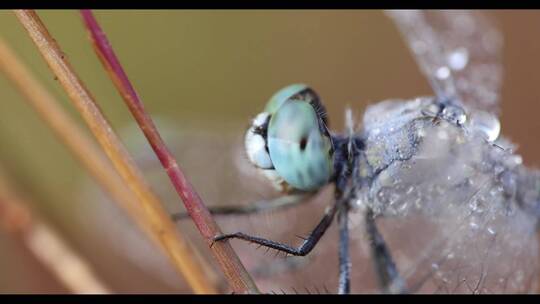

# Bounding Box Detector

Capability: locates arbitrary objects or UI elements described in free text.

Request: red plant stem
[80,10,258,293]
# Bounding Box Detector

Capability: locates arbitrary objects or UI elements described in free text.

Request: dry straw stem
[12,10,219,294]
[0,36,217,293]
[0,37,149,237]
[0,166,110,294]
[79,10,259,293]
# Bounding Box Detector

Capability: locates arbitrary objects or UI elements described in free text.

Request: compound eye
[264,84,309,114]
[267,101,333,191]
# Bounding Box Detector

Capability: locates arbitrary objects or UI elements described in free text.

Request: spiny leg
[337,205,351,294]
[213,202,338,256]
[171,193,311,221]
[365,208,407,294]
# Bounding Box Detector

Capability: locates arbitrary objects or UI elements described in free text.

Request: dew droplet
[510,155,523,166]
[397,202,409,212]
[469,111,501,142]
[447,48,469,71]
[442,105,467,125]
[435,66,451,80]
[406,186,414,195]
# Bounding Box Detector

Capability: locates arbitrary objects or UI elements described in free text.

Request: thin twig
[79,10,259,293]
[0,36,217,293]
[12,10,221,294]
[0,165,110,294]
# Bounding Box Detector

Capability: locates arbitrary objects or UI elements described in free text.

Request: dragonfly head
[244,84,335,192]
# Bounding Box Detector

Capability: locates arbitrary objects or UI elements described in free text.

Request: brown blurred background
[0,10,539,293]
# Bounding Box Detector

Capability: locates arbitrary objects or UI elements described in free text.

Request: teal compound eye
[264,84,329,125]
[264,84,309,114]
[267,99,334,191]
[244,84,334,191]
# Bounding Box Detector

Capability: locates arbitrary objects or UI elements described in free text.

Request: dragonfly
[81,10,540,293]
[205,11,540,293]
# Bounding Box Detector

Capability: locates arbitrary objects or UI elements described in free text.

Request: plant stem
[0,166,110,294]
[12,9,221,294]
[0,36,146,230]
[79,10,259,293]
[0,36,218,293]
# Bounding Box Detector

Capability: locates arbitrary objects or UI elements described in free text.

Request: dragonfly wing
[359,98,540,293]
[386,10,503,115]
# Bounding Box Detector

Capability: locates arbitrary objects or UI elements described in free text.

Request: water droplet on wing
[469,111,501,142]
[447,48,469,71]
[442,105,467,125]
[435,66,451,80]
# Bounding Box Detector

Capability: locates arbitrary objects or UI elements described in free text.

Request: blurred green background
[0,10,539,293]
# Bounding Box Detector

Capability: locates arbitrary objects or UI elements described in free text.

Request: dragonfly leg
[213,202,338,256]
[365,208,407,294]
[171,193,311,221]
[337,205,351,294]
